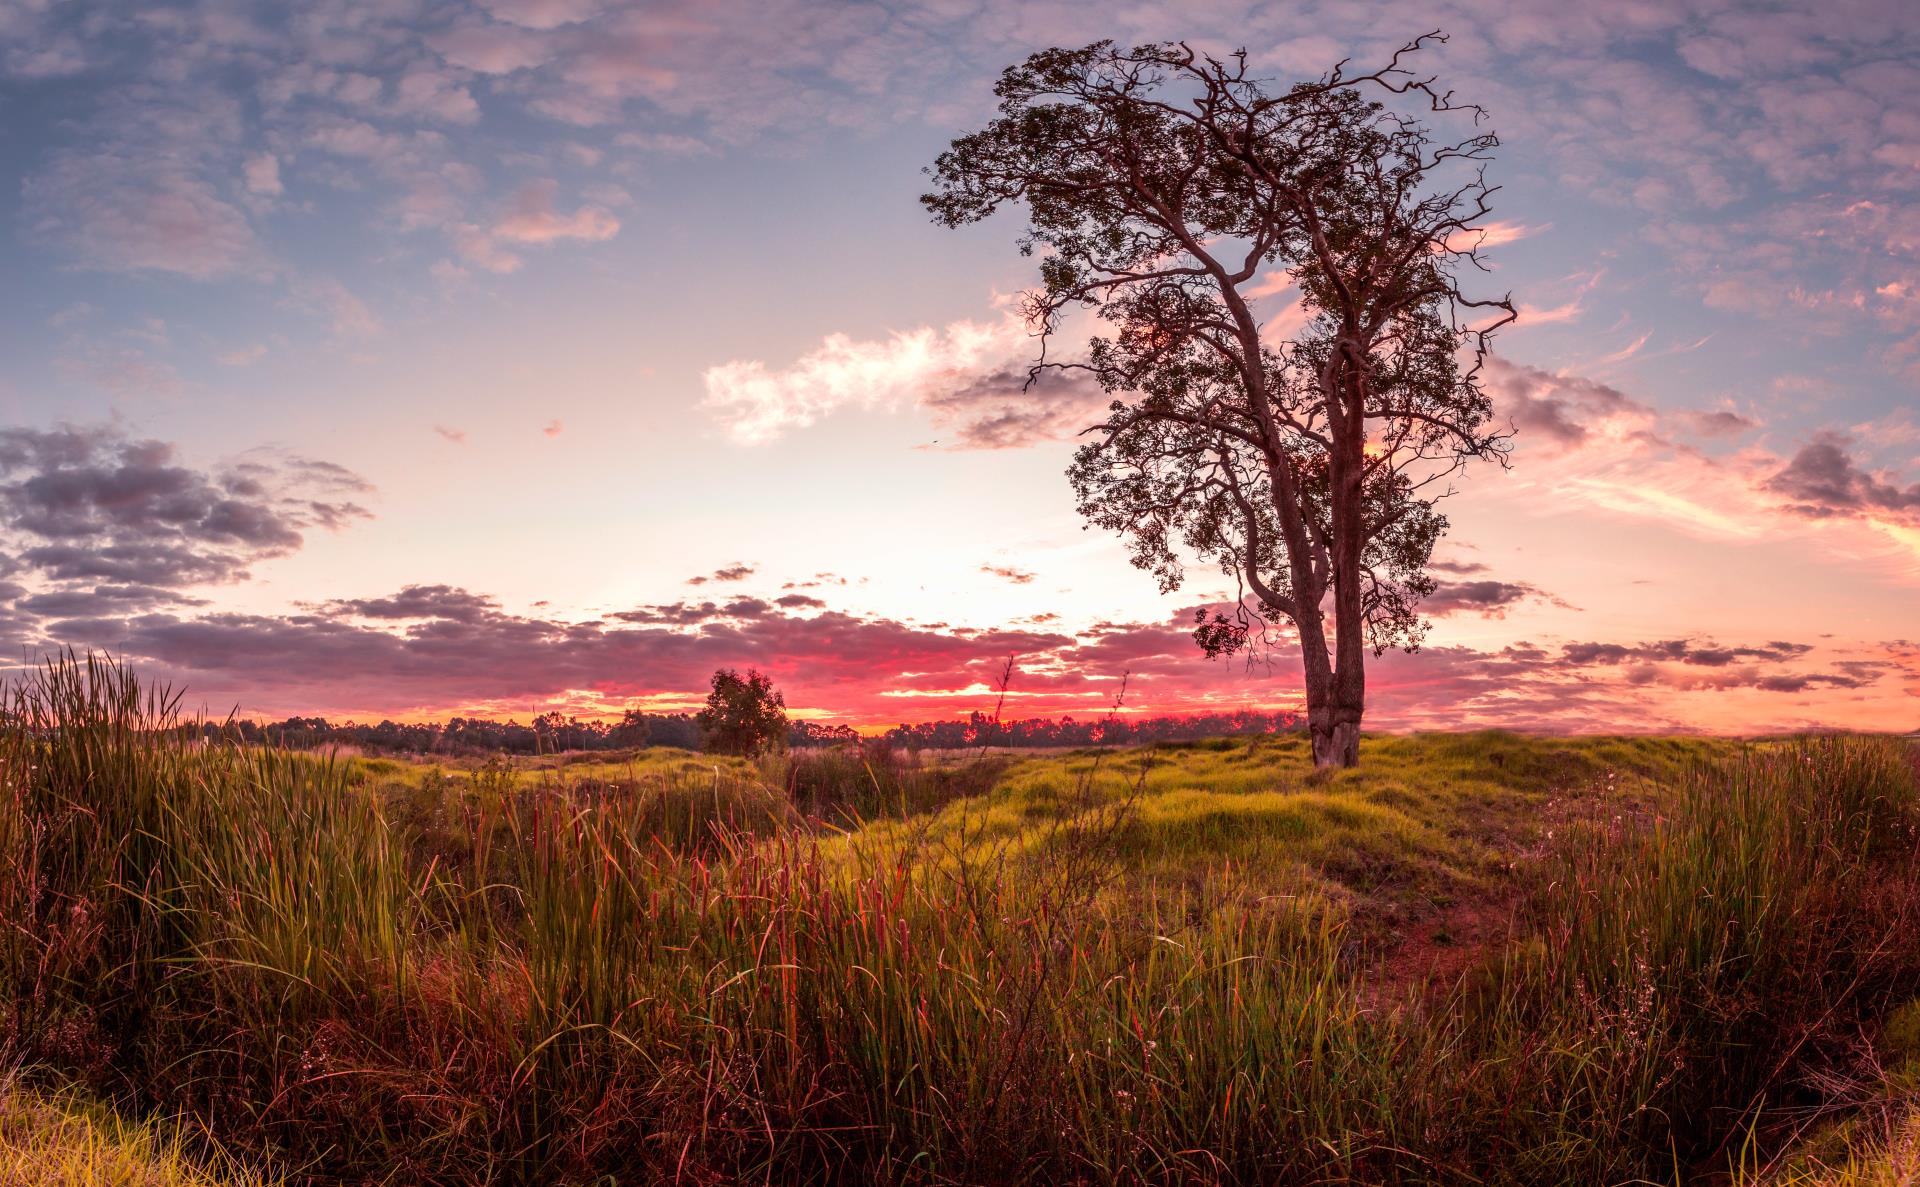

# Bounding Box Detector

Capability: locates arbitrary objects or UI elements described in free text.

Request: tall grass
[2,655,1917,1184]
[1420,737,1920,1182]
[0,654,198,1085]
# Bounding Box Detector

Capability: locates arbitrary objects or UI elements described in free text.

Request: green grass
[3,655,1917,1185]
[840,731,1741,935]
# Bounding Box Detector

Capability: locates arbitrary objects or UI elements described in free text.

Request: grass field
[3,655,1918,1185]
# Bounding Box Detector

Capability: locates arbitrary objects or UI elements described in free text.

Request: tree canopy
[696,668,789,758]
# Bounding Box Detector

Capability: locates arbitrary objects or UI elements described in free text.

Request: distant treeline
[874,708,1302,750]
[209,707,1302,756]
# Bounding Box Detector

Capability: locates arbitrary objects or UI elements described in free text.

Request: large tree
[924,34,1515,767]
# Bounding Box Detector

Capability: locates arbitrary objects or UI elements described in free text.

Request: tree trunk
[1310,688,1362,768]
[1313,356,1369,770]
[1298,620,1363,768]
[1305,672,1363,768]
[1313,411,1368,770]
[1317,564,1368,770]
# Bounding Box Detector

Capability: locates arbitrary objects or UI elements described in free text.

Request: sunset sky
[0,0,1916,733]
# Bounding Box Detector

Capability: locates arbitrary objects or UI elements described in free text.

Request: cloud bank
[0,424,1899,731]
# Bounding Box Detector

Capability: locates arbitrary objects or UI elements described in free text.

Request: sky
[0,0,1916,733]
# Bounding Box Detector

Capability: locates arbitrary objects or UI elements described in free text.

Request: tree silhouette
[608,709,653,749]
[925,34,1515,767]
[696,668,789,758]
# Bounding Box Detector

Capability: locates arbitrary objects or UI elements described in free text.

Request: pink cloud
[24,152,262,280]
[451,180,620,271]
[1488,358,1920,567]
[980,564,1036,584]
[37,590,1905,733]
[493,179,620,245]
[1471,220,1549,249]
[480,0,604,30]
[431,23,555,74]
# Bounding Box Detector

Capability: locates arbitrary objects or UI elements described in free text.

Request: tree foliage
[696,668,789,758]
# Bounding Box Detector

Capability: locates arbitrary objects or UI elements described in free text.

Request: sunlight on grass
[835,731,1747,924]
[0,1079,274,1187]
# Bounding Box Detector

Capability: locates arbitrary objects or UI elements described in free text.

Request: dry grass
[0,1074,276,1187]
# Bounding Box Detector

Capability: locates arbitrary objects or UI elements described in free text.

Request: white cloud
[706,319,1010,444]
[1488,358,1920,567]
[702,308,1046,445]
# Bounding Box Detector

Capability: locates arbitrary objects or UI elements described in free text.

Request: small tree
[924,34,1515,767]
[697,668,788,758]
